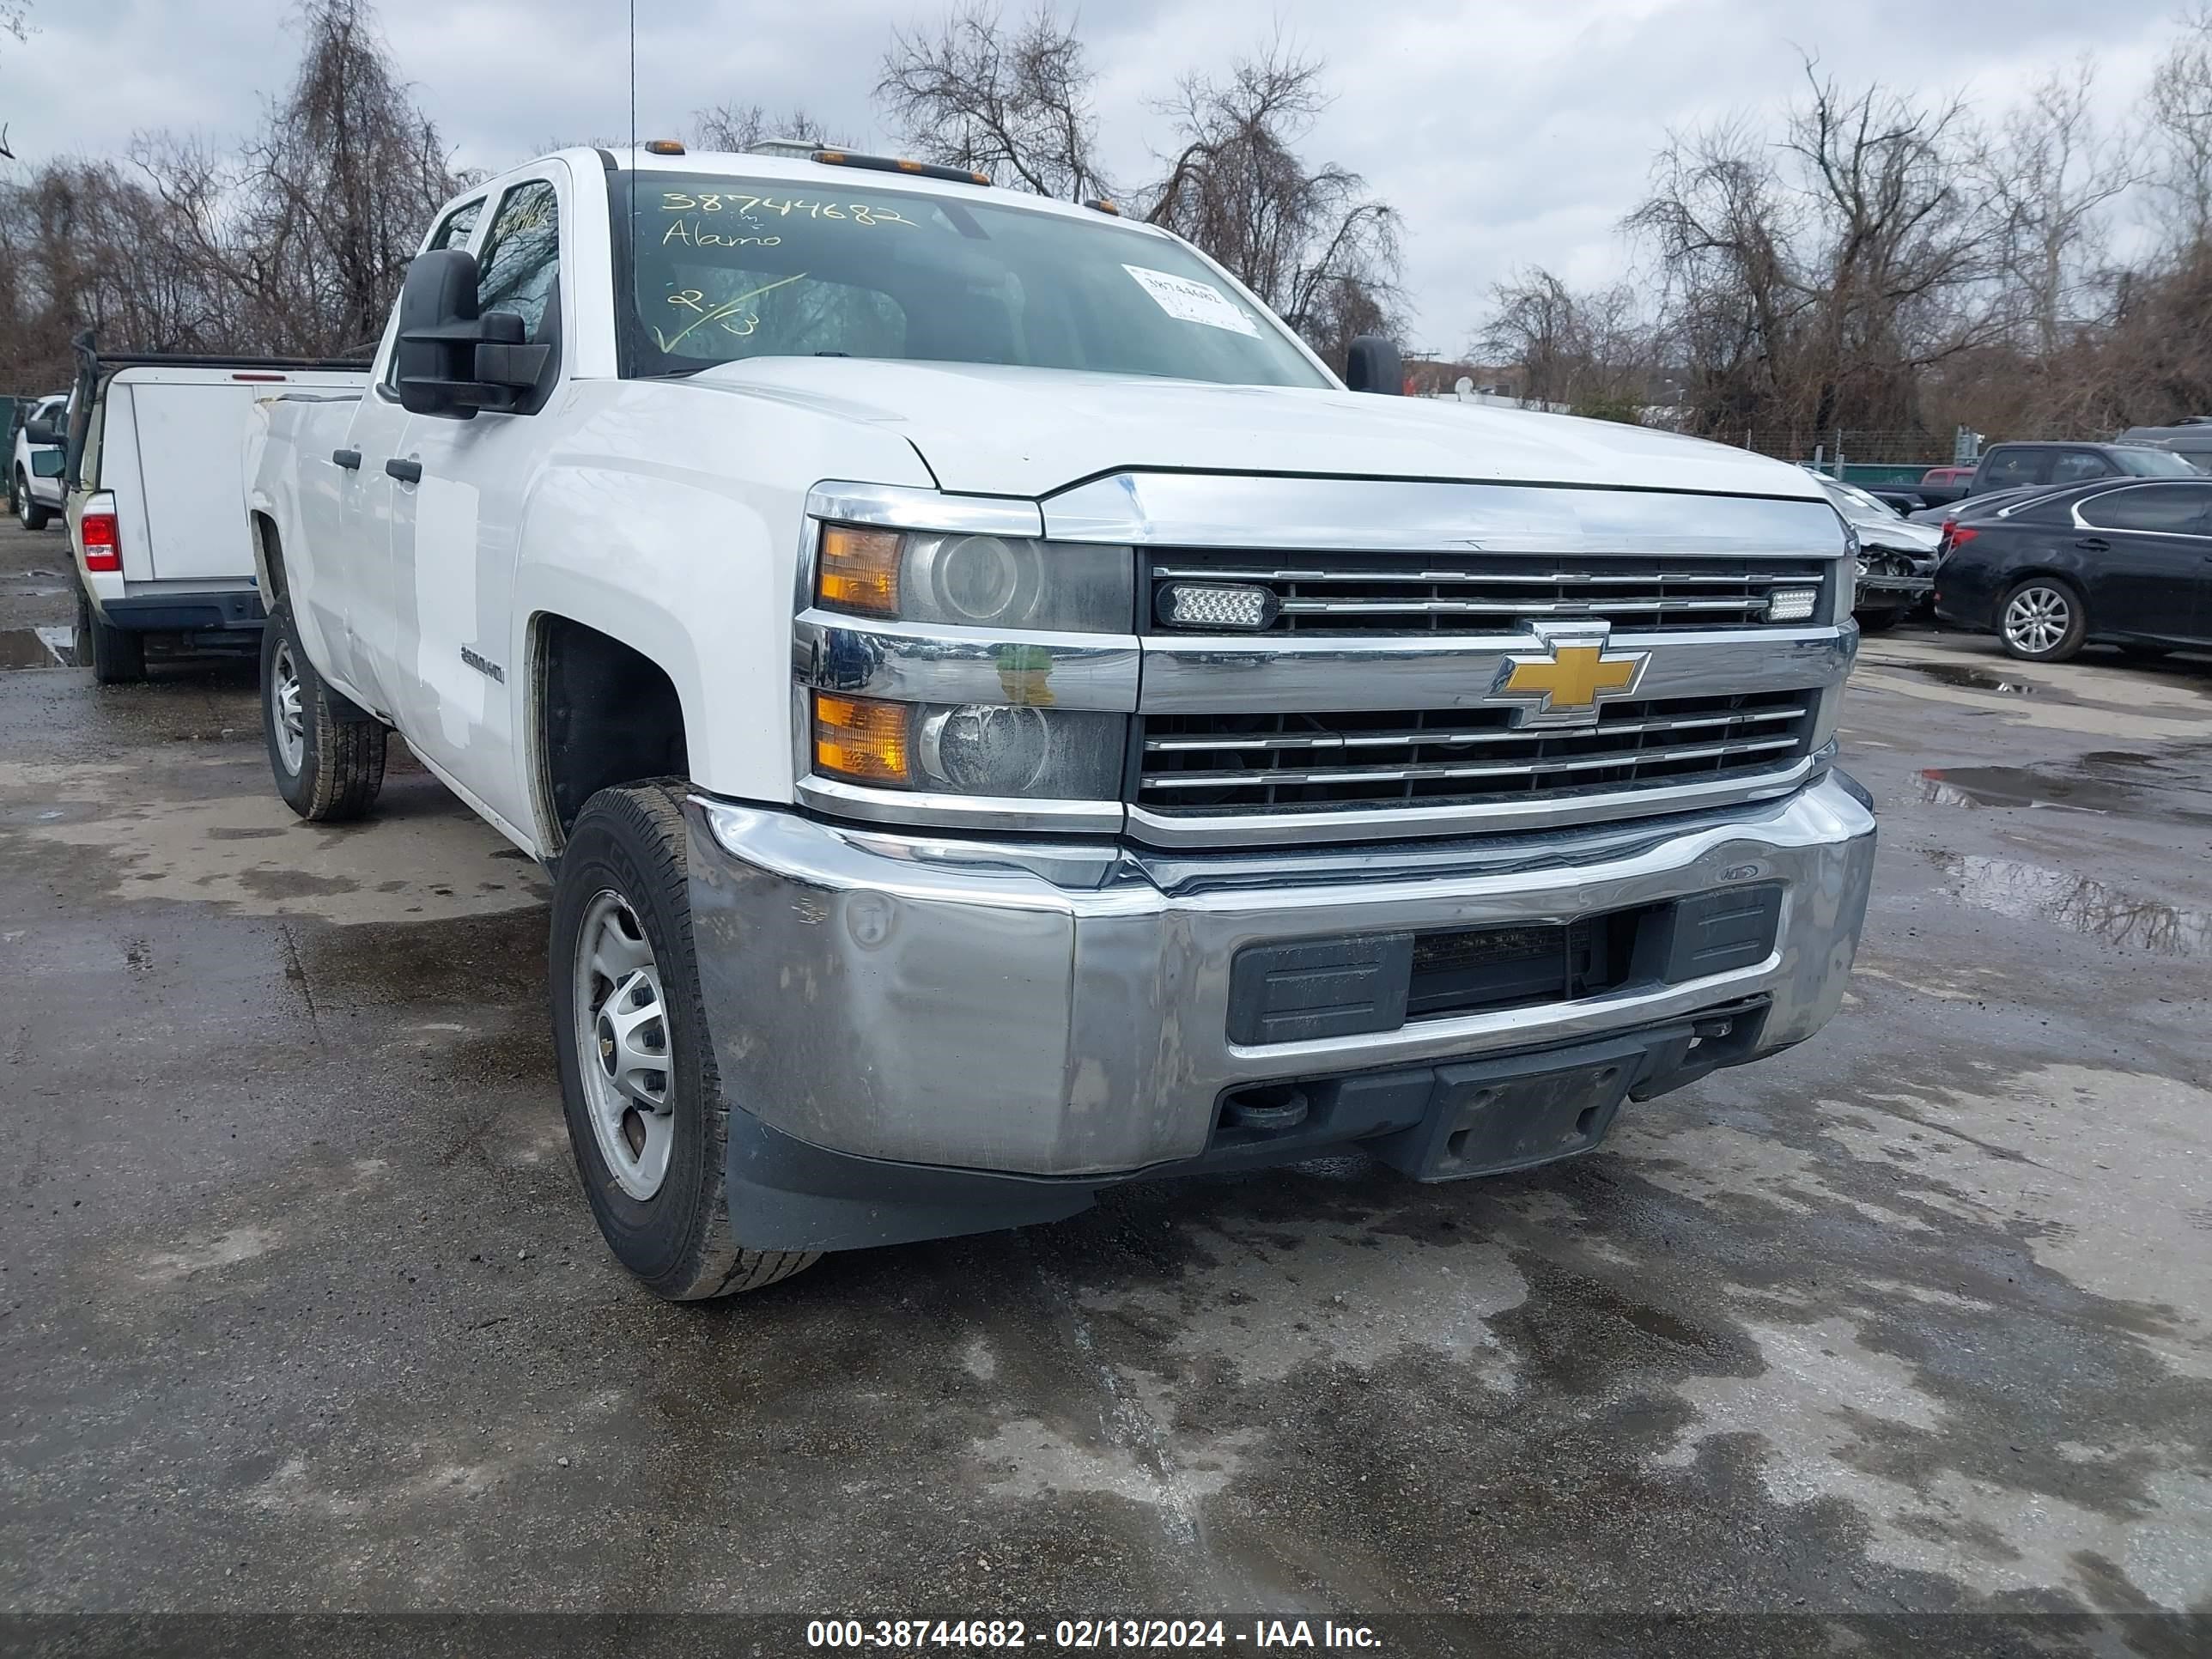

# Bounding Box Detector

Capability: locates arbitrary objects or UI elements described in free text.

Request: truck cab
[246,145,1877,1300]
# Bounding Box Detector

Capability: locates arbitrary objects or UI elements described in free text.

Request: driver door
[386,171,567,836]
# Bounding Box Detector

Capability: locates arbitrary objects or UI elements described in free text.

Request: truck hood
[684,359,1826,502]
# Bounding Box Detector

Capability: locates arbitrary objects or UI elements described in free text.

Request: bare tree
[1626,117,1804,432]
[1144,43,1401,363]
[1977,58,2137,358]
[689,103,836,154]
[878,3,1109,199]
[131,0,465,356]
[2150,5,2212,248]
[0,0,32,158]
[1627,60,1998,440]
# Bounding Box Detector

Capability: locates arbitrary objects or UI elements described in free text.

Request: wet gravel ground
[1,517,2209,1653]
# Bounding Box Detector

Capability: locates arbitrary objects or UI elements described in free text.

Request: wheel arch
[526,608,699,855]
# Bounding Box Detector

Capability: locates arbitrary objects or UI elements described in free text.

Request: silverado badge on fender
[1491,621,1650,728]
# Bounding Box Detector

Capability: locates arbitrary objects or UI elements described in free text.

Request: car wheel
[261,598,386,820]
[1997,577,2086,663]
[1854,608,1903,633]
[15,470,49,531]
[550,781,819,1301]
[75,584,146,684]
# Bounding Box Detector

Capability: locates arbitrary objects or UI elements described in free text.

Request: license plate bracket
[1370,1033,1657,1182]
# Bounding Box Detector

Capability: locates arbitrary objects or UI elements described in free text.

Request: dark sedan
[1933,478,2212,661]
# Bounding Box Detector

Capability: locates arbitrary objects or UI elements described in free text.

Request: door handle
[331,447,362,470]
[385,458,422,483]
[2074,538,2109,553]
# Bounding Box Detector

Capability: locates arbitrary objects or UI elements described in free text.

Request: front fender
[514,462,801,811]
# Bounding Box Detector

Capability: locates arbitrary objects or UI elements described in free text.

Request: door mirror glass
[31,448,64,477]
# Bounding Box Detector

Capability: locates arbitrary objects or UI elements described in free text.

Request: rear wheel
[1997,577,2086,663]
[76,584,146,684]
[261,599,386,820]
[550,781,817,1301]
[15,470,49,531]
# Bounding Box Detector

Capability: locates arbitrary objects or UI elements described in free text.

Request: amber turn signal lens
[813,693,911,785]
[817,525,902,616]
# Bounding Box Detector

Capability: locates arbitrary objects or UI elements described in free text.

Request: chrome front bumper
[688,774,1875,1181]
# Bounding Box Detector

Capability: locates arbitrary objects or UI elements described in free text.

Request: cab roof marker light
[811,149,991,187]
[643,139,686,156]
[1084,198,1121,216]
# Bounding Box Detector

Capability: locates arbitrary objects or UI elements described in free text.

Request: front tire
[15,470,49,531]
[1854,607,1903,634]
[550,781,818,1301]
[261,599,386,820]
[1997,577,2086,663]
[76,584,146,684]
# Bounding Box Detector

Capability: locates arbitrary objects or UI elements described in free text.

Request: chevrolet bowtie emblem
[1492,621,1650,727]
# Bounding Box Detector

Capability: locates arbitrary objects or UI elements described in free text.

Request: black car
[1933,478,2212,661]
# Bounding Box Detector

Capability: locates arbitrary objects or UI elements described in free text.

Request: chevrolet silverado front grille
[1137,690,1818,812]
[1147,552,1833,635]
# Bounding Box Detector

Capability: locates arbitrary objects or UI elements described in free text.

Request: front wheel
[261,599,387,820]
[1997,577,2086,663]
[550,781,817,1300]
[1854,607,1903,634]
[15,470,49,531]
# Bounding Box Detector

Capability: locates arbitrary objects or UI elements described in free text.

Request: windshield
[1819,478,1899,522]
[2114,446,2203,477]
[614,171,1331,389]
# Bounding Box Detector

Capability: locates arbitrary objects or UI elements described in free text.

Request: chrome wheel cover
[270,638,306,774]
[573,890,676,1200]
[2002,586,2071,656]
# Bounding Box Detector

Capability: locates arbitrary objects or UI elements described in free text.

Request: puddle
[1936,854,2212,957]
[1900,662,2038,696]
[0,627,73,669]
[1919,768,2106,814]
[1917,754,2212,825]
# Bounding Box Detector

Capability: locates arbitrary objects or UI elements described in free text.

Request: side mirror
[23,417,63,446]
[1345,335,1404,396]
[31,449,64,478]
[395,248,550,417]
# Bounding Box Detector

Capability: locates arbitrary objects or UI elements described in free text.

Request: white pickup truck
[246,143,1875,1301]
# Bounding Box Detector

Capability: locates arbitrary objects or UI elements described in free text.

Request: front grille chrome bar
[1139,734,1806,791]
[1139,628,1856,715]
[1143,705,1807,755]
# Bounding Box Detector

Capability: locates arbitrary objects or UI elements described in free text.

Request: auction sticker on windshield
[1121,264,1261,337]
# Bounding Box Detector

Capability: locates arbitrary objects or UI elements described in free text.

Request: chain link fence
[1723,429,1959,468]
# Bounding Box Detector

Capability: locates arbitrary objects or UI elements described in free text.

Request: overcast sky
[2,1,2192,352]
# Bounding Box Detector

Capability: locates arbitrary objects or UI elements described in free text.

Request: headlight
[813,692,1125,799]
[815,525,1132,632]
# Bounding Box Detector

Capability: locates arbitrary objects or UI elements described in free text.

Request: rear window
[2112,446,2203,477]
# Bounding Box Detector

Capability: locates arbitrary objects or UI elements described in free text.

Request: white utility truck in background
[11,392,68,529]
[44,344,368,681]
[245,142,1876,1301]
